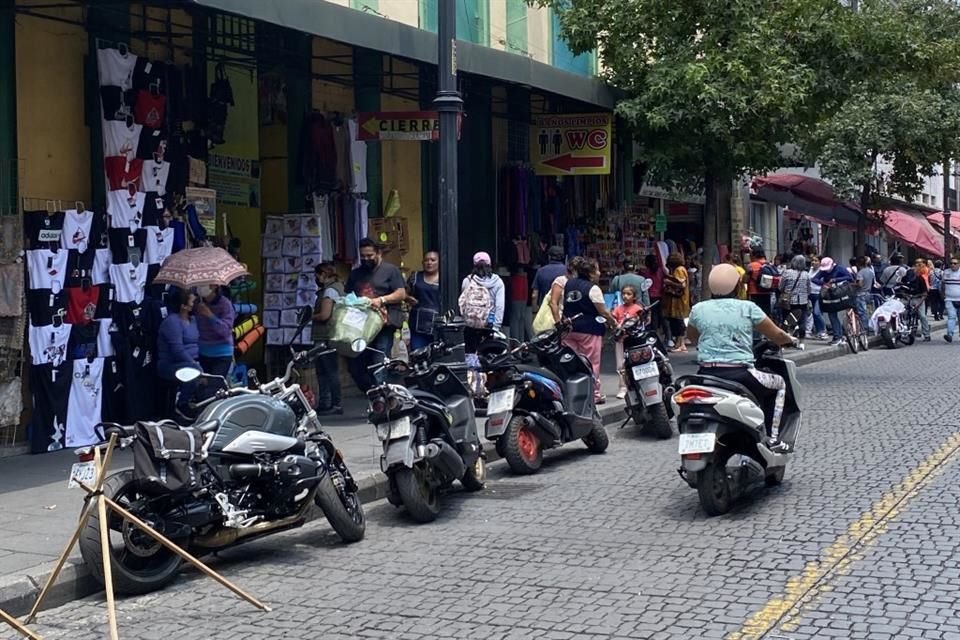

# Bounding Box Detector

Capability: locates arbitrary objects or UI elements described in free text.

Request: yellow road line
[727,431,960,640]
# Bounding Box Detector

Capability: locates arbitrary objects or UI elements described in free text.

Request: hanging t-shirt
[145,225,174,265]
[107,228,147,264]
[136,127,168,161]
[62,209,95,253]
[26,249,68,292]
[104,156,143,191]
[97,48,137,89]
[66,358,104,448]
[99,86,136,121]
[109,262,147,304]
[27,289,67,326]
[107,188,145,230]
[134,89,167,129]
[102,120,143,160]
[23,211,65,250]
[97,319,116,358]
[29,363,70,453]
[65,285,101,326]
[141,159,170,195]
[92,248,112,285]
[140,192,166,227]
[28,322,72,367]
[348,119,368,194]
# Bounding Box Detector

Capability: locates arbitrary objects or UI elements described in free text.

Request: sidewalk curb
[2,325,944,617]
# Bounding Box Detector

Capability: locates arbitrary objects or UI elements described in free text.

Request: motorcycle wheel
[582,421,609,453]
[903,330,916,346]
[765,466,786,487]
[461,454,487,492]
[649,402,673,440]
[696,460,733,516]
[314,470,366,543]
[78,470,184,595]
[881,326,898,349]
[395,465,440,523]
[503,416,543,474]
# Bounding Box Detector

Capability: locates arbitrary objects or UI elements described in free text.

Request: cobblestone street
[20,338,960,640]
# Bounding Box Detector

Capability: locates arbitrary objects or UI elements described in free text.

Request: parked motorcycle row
[73,305,801,596]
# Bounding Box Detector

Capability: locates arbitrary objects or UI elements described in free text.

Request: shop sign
[530,113,612,176]
[185,187,217,236]
[208,154,261,209]
[357,111,442,141]
[655,214,668,233]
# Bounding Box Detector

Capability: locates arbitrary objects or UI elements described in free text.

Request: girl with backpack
[459,251,505,369]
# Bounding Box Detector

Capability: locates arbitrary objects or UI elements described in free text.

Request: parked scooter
[614,301,675,439]
[354,337,485,523]
[872,286,918,349]
[480,315,609,474]
[672,341,802,516]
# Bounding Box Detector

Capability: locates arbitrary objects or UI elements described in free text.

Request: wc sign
[530,113,612,176]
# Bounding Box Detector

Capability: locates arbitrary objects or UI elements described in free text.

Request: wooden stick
[0,607,43,640]
[93,446,119,640]
[74,479,271,613]
[25,435,118,624]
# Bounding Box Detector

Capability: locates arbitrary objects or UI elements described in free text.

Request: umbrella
[874,209,944,257]
[153,247,249,288]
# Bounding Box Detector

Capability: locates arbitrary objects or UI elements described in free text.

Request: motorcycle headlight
[628,347,653,364]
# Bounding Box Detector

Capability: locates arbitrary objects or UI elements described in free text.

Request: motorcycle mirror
[175,367,201,383]
[351,338,368,353]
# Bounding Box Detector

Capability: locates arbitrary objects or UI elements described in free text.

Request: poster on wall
[185,187,217,236]
[529,113,612,176]
[208,154,261,208]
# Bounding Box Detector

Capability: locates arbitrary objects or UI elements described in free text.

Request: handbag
[329,299,386,358]
[663,276,684,298]
[777,274,802,311]
[820,281,857,312]
[532,295,556,335]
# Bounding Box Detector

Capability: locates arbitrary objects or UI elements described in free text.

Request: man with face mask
[195,283,236,381]
[345,237,406,391]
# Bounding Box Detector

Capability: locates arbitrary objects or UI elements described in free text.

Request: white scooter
[672,341,802,516]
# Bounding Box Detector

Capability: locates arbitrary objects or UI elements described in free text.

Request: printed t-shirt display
[26,249,68,291]
[62,209,95,252]
[102,120,142,160]
[96,48,137,89]
[104,156,143,191]
[107,188,145,230]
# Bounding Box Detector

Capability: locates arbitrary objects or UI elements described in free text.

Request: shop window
[749,202,768,245]
[419,0,490,45]
[550,6,595,76]
[505,0,528,55]
[351,0,380,13]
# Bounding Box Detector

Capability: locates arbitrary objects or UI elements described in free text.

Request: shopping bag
[532,296,556,335]
[329,297,385,358]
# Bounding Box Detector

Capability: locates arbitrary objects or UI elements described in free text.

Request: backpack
[755,263,781,292]
[459,276,494,329]
[932,268,943,290]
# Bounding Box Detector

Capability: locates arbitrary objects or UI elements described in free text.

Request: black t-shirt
[23,211,65,250]
[346,261,406,327]
[100,87,136,121]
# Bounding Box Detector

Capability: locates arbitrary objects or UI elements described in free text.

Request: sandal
[670,346,688,353]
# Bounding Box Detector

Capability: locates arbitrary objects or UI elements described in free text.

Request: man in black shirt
[345,238,406,391]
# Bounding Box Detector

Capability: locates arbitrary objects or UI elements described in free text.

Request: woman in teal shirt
[684,263,797,450]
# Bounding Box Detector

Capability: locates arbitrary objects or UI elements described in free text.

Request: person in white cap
[459,251,505,369]
[685,263,798,451]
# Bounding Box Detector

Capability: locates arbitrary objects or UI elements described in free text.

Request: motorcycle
[355,337,485,523]
[614,302,675,439]
[871,286,919,349]
[480,315,609,475]
[672,341,802,516]
[76,316,365,595]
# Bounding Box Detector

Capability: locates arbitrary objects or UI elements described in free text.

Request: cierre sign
[357,111,441,141]
[530,113,612,176]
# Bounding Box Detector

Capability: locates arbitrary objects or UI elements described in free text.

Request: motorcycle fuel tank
[200,395,299,453]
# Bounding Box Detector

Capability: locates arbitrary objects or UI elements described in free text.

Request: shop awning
[875,209,944,257]
[926,211,960,241]
[188,0,617,109]
[752,173,862,228]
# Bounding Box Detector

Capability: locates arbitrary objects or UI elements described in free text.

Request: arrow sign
[542,154,605,173]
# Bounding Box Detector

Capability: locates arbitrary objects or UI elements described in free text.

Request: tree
[801,0,960,256]
[534,0,847,280]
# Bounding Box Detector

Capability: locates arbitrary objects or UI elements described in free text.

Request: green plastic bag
[329,299,385,358]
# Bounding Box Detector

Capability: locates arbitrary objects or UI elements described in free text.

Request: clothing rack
[21,198,87,214]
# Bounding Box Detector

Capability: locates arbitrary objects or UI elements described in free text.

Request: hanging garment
[109,262,148,304]
[27,289,67,326]
[144,225,174,265]
[65,285,100,326]
[107,188,145,230]
[100,87,136,122]
[348,119,368,194]
[302,113,338,194]
[62,209,95,253]
[0,263,23,317]
[133,89,167,129]
[334,122,350,189]
[66,357,104,448]
[26,249,68,292]
[96,47,137,89]
[28,322,72,367]
[141,159,170,195]
[23,211,65,251]
[103,120,143,161]
[29,363,70,453]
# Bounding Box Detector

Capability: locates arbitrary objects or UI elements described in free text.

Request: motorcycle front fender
[381,436,417,472]
[636,377,664,406]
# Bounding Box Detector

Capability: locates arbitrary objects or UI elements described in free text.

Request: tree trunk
[857,180,871,257]
[702,171,733,300]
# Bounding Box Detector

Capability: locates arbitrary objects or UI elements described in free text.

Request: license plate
[486,389,515,416]
[678,433,716,455]
[376,416,413,441]
[67,461,96,489]
[632,362,659,379]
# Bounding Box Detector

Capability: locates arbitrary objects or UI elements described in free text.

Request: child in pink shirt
[613,285,644,399]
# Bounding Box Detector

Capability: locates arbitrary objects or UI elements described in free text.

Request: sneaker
[766,439,792,454]
[945,335,954,343]
[616,388,627,400]
[923,336,931,342]
[816,333,830,341]
[316,406,343,416]
[829,338,844,346]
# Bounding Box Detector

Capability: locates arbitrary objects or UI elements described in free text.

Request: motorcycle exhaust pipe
[424,439,467,481]
[725,454,766,488]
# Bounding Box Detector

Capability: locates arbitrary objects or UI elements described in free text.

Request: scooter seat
[516,364,563,387]
[676,374,760,407]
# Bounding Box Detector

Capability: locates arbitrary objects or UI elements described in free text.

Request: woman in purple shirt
[195,284,236,378]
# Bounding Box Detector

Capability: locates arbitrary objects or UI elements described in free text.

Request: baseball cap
[473,251,492,265]
[819,257,835,271]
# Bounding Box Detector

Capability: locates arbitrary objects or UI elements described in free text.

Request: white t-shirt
[28,322,72,367]
[92,248,112,285]
[142,159,170,195]
[145,226,174,265]
[62,209,94,253]
[66,358,104,448]
[26,249,68,292]
[107,189,145,230]
[97,320,116,357]
[97,48,137,89]
[109,262,147,304]
[102,121,142,160]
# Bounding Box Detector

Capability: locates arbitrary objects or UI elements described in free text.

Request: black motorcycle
[615,302,674,439]
[76,343,365,595]
[357,337,485,523]
[480,316,609,474]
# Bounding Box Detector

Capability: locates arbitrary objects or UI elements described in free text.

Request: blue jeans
[856,294,869,333]
[315,351,341,409]
[828,311,843,340]
[347,327,395,392]
[948,300,959,337]
[809,294,825,334]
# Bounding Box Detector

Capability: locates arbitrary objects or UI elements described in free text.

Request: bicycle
[842,305,869,353]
